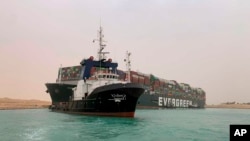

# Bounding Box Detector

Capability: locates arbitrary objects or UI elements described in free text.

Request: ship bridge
[80,57,118,80]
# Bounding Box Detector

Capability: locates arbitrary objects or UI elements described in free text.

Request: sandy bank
[1,98,250,110]
[206,104,250,109]
[0,98,51,110]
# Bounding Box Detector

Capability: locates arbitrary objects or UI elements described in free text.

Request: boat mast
[93,26,109,61]
[93,26,110,75]
[58,64,62,83]
[124,51,131,82]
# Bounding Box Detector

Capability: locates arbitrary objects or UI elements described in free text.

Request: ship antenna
[124,51,131,82]
[93,25,109,61]
[58,64,62,83]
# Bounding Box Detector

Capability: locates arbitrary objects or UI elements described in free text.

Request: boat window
[103,75,106,78]
[107,75,110,78]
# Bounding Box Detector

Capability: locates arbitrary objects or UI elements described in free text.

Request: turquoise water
[0,108,249,141]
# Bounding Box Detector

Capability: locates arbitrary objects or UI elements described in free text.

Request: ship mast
[58,64,62,83]
[124,51,131,82]
[93,26,109,60]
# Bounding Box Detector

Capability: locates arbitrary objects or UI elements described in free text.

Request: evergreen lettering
[158,97,163,106]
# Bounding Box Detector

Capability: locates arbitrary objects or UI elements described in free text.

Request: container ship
[45,27,206,116]
[47,66,206,108]
[45,27,145,117]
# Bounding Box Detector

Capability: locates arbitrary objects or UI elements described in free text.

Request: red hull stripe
[54,111,135,117]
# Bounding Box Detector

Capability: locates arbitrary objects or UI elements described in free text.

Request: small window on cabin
[103,75,106,78]
[107,75,110,78]
[112,76,115,79]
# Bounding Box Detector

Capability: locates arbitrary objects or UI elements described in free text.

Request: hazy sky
[0,0,249,104]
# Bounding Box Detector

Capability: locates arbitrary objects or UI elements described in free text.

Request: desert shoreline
[205,104,250,109]
[1,98,250,110]
[0,98,51,110]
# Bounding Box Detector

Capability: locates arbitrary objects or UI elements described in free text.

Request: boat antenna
[93,25,109,61]
[124,51,131,82]
[58,64,62,83]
